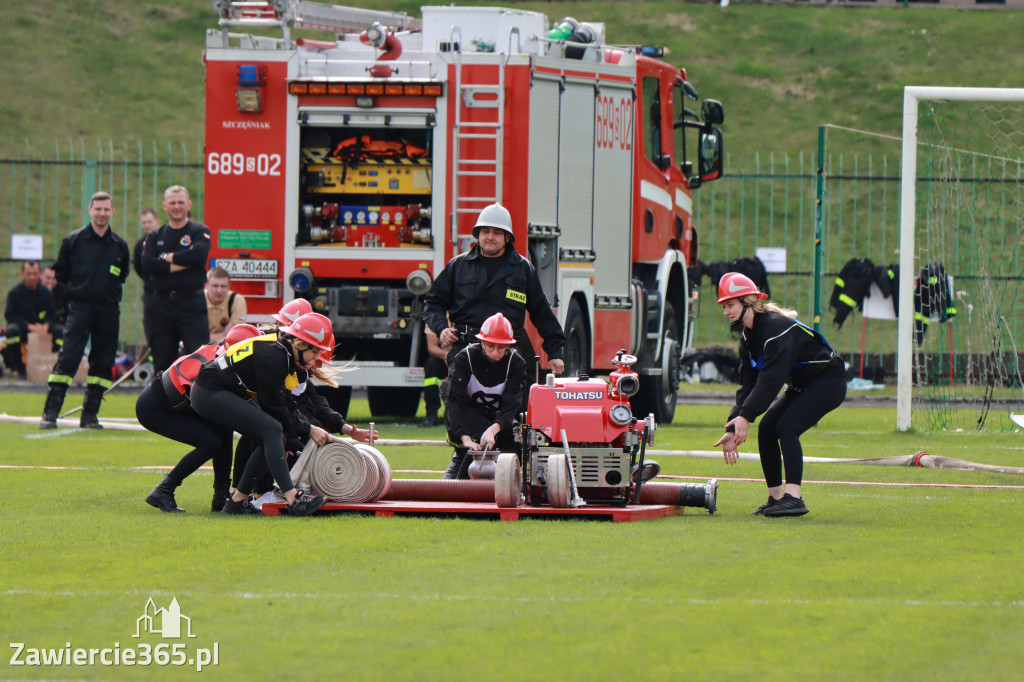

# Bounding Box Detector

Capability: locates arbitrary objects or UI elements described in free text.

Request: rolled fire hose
[290,439,392,502]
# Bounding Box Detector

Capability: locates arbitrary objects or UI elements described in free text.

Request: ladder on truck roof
[450,29,508,254]
[214,0,421,38]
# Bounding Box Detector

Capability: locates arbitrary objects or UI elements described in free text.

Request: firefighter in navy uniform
[422,203,566,377]
[3,261,56,379]
[442,313,527,479]
[713,273,847,518]
[138,324,262,513]
[141,185,212,373]
[40,192,131,429]
[189,313,334,516]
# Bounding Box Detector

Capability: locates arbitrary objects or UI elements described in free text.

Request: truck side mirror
[695,127,723,184]
[701,99,724,126]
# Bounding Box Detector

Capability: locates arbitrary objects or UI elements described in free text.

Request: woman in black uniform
[139,323,262,513]
[443,312,527,479]
[712,272,846,517]
[190,313,334,516]
[238,315,377,501]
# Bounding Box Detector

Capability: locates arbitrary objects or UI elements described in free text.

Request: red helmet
[224,323,262,347]
[306,313,336,360]
[716,272,769,304]
[476,312,515,345]
[281,312,334,352]
[273,298,313,326]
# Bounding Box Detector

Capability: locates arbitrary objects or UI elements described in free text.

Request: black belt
[157,289,203,300]
[455,325,481,341]
[454,324,526,342]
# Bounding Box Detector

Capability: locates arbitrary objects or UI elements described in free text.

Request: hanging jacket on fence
[914,262,956,344]
[876,263,900,316]
[829,258,875,329]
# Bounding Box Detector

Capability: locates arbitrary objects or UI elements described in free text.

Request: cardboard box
[25,332,89,383]
[26,352,58,382]
[27,331,53,355]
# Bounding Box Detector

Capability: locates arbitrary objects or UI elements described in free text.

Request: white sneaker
[250,491,283,510]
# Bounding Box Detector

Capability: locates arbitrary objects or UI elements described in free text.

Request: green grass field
[2,389,1023,680]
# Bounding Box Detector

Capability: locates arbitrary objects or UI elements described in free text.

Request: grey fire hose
[290,439,392,502]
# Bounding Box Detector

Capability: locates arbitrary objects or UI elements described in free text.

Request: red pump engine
[494,350,656,508]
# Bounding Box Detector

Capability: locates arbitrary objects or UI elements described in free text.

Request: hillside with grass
[2,0,1023,158]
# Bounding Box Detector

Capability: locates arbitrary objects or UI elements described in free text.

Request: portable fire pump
[205,1,725,422]
[490,351,718,513]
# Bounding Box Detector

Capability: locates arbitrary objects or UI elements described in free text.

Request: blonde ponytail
[741,294,798,319]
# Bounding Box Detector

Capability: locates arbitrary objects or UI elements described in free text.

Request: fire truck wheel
[562,300,589,378]
[631,302,680,424]
[494,453,522,508]
[546,454,570,508]
[366,386,421,418]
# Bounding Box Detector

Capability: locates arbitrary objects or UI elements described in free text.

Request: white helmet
[472,203,515,244]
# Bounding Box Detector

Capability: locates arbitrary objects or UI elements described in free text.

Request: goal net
[897,87,1024,431]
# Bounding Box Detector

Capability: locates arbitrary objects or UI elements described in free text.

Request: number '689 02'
[207,152,281,176]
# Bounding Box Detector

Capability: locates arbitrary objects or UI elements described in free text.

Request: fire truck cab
[204,1,724,422]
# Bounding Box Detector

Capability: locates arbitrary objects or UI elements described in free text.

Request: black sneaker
[750,496,780,516]
[763,493,809,517]
[286,489,325,516]
[221,496,261,515]
[417,413,439,428]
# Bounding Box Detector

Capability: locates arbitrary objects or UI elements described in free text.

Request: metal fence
[692,132,911,382]
[1,139,206,353]
[4,135,1012,381]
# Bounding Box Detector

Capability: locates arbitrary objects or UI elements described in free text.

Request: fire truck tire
[631,302,680,424]
[366,386,421,418]
[562,300,589,378]
[494,453,522,508]
[546,454,571,508]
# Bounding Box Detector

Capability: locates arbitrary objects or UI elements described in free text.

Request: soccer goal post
[897,86,1024,431]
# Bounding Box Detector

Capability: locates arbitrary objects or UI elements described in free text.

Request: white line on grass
[23,428,90,438]
[3,588,1022,609]
[835,492,1022,503]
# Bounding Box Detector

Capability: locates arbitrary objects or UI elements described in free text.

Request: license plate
[215,258,278,279]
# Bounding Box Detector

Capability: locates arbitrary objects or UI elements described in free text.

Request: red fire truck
[204,1,724,422]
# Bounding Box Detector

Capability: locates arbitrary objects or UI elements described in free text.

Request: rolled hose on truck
[382,478,719,513]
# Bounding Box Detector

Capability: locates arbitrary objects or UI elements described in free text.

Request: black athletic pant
[233,435,301,494]
[190,384,294,496]
[756,374,847,488]
[135,382,233,486]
